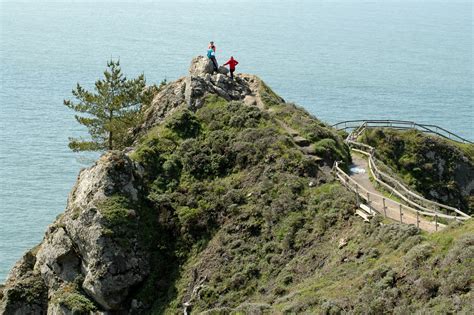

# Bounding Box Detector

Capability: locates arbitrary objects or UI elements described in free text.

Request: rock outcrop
[138,55,258,135]
[1,152,149,314]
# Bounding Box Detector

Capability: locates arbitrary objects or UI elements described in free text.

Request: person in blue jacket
[207,41,218,72]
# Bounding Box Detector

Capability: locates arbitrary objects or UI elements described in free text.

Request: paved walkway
[351,154,441,232]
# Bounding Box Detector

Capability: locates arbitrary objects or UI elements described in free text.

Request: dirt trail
[351,155,441,232]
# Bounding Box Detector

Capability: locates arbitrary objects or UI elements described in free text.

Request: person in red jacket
[223,56,239,79]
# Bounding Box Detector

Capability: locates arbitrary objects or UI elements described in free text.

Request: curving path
[331,119,472,232]
[350,154,441,232]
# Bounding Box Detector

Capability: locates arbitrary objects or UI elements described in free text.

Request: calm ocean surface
[0,0,472,281]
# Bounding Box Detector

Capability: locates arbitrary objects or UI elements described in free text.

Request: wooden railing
[331,120,471,221]
[333,161,450,231]
[347,142,470,220]
[332,119,473,144]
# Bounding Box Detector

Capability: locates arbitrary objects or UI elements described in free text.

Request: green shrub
[313,138,350,163]
[121,87,474,314]
[165,109,201,139]
[52,283,96,313]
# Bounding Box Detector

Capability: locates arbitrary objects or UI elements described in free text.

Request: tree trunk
[108,109,113,150]
[109,130,113,150]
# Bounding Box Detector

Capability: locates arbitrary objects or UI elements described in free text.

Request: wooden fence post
[382,198,387,217]
[355,185,360,205]
[416,211,419,228]
[435,215,438,231]
[399,204,403,223]
[367,193,371,211]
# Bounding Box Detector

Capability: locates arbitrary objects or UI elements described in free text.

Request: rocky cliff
[1,57,472,315]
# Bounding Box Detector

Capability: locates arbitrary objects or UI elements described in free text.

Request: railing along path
[332,120,471,230]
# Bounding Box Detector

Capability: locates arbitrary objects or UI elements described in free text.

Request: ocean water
[0,0,472,281]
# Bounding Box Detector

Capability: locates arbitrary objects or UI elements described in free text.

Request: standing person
[208,41,216,52]
[223,56,239,79]
[207,42,218,72]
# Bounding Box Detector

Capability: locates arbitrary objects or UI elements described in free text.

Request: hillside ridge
[1,57,472,315]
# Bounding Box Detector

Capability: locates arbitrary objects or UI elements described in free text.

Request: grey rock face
[138,57,259,137]
[188,56,229,76]
[1,152,150,313]
[218,66,229,75]
[35,227,79,290]
[184,73,252,109]
[40,152,148,311]
[138,77,188,133]
[188,55,214,76]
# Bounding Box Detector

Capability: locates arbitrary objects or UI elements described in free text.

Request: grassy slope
[259,82,350,165]
[5,82,472,314]
[124,94,350,313]
[37,86,472,314]
[163,209,473,314]
[120,94,472,314]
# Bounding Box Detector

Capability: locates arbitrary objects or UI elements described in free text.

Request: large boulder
[188,56,230,76]
[218,65,229,75]
[189,55,214,76]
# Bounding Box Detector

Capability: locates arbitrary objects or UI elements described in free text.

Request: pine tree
[64,60,154,151]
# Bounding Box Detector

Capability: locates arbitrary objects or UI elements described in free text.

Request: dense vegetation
[359,128,474,212]
[64,94,338,312]
[92,95,472,313]
[4,77,472,314]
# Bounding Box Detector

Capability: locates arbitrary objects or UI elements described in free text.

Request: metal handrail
[332,119,473,144]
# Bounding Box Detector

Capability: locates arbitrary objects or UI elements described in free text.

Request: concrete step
[360,204,376,216]
[355,209,371,222]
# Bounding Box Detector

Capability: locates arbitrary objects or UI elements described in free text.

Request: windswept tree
[64,60,156,151]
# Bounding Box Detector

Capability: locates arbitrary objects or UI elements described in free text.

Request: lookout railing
[332,119,473,144]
